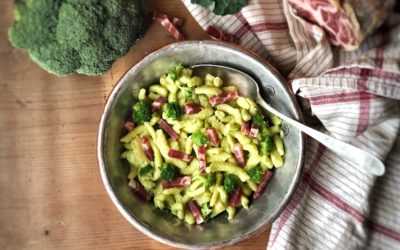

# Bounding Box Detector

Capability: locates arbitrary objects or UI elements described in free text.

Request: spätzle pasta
[121,65,285,224]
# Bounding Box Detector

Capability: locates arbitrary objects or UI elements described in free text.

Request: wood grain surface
[0,1,270,249]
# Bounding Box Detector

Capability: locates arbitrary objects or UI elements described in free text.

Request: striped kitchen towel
[182,0,400,249]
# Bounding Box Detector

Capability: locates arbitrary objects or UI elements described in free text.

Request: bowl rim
[97,40,306,249]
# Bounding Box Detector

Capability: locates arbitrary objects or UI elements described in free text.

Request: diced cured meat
[207,128,219,147]
[253,171,273,199]
[162,176,192,189]
[233,144,245,167]
[183,103,202,114]
[198,145,207,173]
[124,121,135,131]
[158,119,179,140]
[249,124,259,137]
[140,136,154,161]
[168,149,193,162]
[188,200,204,224]
[241,121,250,136]
[209,90,238,106]
[228,187,242,207]
[151,96,166,112]
[128,180,152,201]
[288,0,396,51]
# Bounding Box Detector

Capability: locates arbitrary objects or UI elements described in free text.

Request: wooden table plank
[0,1,270,249]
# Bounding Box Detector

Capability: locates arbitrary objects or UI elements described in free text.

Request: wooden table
[0,1,270,249]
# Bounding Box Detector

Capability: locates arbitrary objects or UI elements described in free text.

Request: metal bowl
[97,41,305,249]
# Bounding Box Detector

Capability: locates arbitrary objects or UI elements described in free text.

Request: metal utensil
[192,64,385,176]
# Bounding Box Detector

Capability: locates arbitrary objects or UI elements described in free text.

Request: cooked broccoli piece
[181,86,193,97]
[132,100,151,124]
[8,0,148,76]
[201,203,213,218]
[204,174,215,188]
[260,136,274,154]
[163,102,182,120]
[160,163,179,182]
[191,132,208,146]
[223,174,239,193]
[139,164,153,177]
[252,113,267,131]
[168,66,178,81]
[248,166,263,184]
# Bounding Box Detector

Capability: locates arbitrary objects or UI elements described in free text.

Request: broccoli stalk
[8,0,148,76]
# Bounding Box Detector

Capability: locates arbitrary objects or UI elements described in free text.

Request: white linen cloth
[182,0,400,249]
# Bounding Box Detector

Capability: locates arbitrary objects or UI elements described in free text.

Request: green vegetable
[247,166,263,184]
[191,132,208,146]
[132,101,151,124]
[260,136,274,154]
[191,0,248,15]
[164,102,182,120]
[181,86,193,97]
[8,0,147,76]
[204,174,215,188]
[160,163,179,182]
[139,164,153,177]
[168,66,178,81]
[223,174,239,193]
[201,203,213,218]
[252,113,267,132]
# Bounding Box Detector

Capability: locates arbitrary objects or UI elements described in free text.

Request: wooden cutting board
[0,1,270,249]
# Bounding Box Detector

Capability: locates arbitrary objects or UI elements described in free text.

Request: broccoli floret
[181,86,193,97]
[260,136,274,154]
[163,102,182,120]
[248,166,263,184]
[160,163,179,182]
[8,0,148,76]
[223,174,239,193]
[204,174,215,188]
[191,132,208,146]
[168,66,178,81]
[252,113,267,131]
[139,164,153,177]
[201,203,213,218]
[132,100,151,124]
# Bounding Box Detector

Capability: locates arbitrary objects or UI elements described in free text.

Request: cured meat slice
[288,0,396,50]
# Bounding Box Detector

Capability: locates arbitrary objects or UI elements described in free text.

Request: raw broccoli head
[160,163,179,182]
[223,174,239,193]
[247,165,263,184]
[132,100,151,124]
[8,0,148,76]
[163,102,182,120]
[191,132,208,146]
